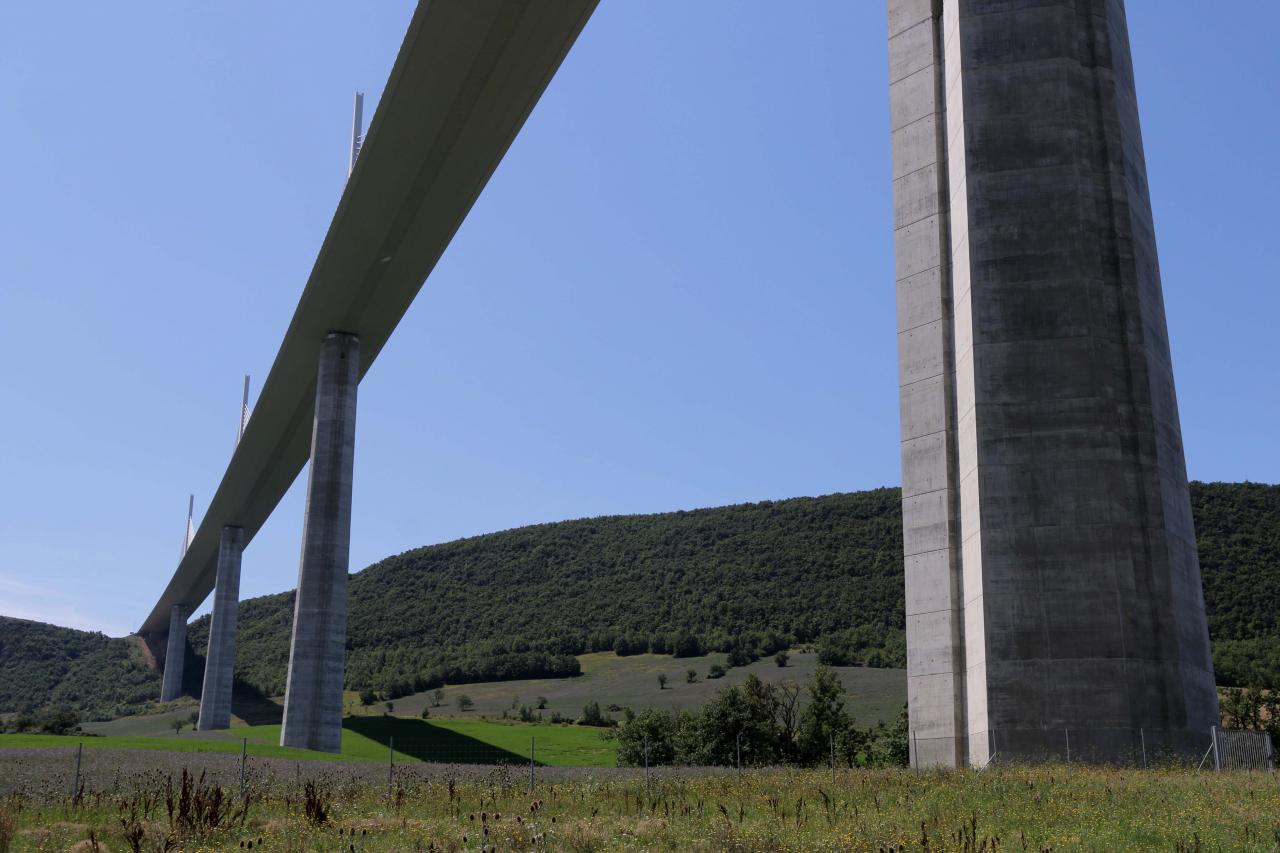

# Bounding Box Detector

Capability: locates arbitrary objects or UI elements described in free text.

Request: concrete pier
[197,526,244,730]
[889,0,1218,766]
[280,333,359,753]
[159,604,189,702]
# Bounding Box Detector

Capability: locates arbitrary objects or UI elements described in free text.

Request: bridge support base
[197,526,244,730]
[280,332,359,753]
[159,604,189,702]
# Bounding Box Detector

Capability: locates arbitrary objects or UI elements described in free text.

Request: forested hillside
[0,618,158,719]
[1192,481,1280,686]
[190,489,907,702]
[1,482,1276,720]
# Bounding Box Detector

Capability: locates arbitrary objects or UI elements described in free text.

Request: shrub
[578,701,612,727]
[707,664,726,679]
[615,708,692,766]
[672,632,703,658]
[303,780,329,826]
[613,635,647,656]
[40,709,80,736]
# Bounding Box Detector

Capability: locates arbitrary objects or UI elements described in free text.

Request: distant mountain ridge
[1,482,1276,720]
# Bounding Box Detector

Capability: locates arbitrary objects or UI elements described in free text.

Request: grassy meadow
[0,755,1274,851]
[387,651,906,727]
[1,715,615,768]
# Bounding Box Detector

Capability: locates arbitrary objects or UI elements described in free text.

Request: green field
[0,731,333,762]
[2,716,615,767]
[8,651,900,771]
[79,649,904,739]
[379,651,905,727]
[19,650,903,770]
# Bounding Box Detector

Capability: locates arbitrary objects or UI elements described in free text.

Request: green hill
[2,482,1277,721]
[189,488,906,703]
[1191,482,1280,686]
[0,618,158,719]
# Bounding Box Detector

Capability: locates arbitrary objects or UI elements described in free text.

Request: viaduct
[140,0,1219,765]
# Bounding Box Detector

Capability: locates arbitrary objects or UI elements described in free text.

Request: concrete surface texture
[197,526,244,731]
[280,333,360,753]
[159,604,188,703]
[889,0,1218,767]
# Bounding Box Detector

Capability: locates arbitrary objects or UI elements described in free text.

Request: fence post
[388,736,395,799]
[71,742,82,802]
[1211,726,1221,772]
[736,732,742,777]
[912,729,919,772]
[829,732,835,785]
[239,738,247,794]
[1139,728,1147,769]
[1064,729,1070,765]
[529,736,535,793]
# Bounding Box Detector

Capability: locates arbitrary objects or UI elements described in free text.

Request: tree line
[615,667,909,768]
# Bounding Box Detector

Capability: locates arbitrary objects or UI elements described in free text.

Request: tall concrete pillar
[159,604,189,702]
[889,0,1218,767]
[280,332,359,753]
[197,526,244,730]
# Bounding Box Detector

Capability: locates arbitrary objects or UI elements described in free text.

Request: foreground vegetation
[0,755,1274,852]
[3,482,1278,723]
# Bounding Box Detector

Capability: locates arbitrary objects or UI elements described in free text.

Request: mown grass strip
[1,717,618,767]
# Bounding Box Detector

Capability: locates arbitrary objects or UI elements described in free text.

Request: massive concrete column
[889,0,1218,767]
[197,526,244,730]
[280,332,359,752]
[159,604,189,702]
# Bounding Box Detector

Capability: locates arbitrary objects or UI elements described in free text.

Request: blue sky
[1,2,1276,636]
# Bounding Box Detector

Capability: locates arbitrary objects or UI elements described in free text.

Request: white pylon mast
[238,375,251,445]
[181,494,195,559]
[348,91,364,177]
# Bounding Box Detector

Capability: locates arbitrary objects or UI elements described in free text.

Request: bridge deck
[141,0,598,636]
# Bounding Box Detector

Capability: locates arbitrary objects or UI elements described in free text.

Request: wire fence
[11,725,1274,805]
[1207,726,1274,771]
[909,726,1276,771]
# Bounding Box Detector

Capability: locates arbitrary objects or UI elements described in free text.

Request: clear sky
[1,2,1276,637]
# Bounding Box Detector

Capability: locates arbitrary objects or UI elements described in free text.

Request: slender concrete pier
[159,604,189,702]
[197,526,244,730]
[280,333,359,753]
[890,0,1218,767]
